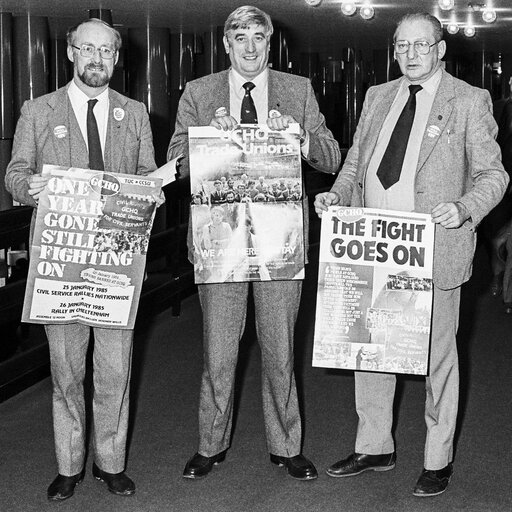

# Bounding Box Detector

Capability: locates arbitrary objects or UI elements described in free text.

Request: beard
[77,62,111,88]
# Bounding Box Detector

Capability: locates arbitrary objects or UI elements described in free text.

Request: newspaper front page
[313,207,435,376]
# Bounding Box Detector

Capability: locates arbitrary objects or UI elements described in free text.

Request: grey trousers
[197,280,303,457]
[354,285,460,470]
[46,323,133,476]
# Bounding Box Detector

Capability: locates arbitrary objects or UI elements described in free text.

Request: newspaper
[188,124,305,283]
[312,207,435,376]
[22,165,162,329]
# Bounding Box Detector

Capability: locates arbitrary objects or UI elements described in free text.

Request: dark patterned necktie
[241,82,258,124]
[376,84,422,190]
[87,99,104,171]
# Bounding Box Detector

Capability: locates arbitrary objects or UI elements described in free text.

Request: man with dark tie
[5,18,156,501]
[315,12,508,497]
[210,179,226,204]
[168,5,340,481]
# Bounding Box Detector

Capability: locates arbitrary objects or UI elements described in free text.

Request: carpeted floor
[1,245,511,512]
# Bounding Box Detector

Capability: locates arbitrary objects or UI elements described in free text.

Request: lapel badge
[53,125,68,139]
[269,109,281,119]
[427,125,441,138]
[215,107,228,117]
[113,108,125,121]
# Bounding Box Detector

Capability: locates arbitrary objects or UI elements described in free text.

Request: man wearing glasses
[315,13,507,496]
[5,18,156,501]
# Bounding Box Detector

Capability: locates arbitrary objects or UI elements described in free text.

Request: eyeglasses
[394,40,439,55]
[71,44,117,60]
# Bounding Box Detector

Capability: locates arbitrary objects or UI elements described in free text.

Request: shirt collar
[230,67,269,91]
[68,80,109,107]
[402,67,442,96]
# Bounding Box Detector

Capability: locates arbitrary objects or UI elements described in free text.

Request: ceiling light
[359,5,375,20]
[304,0,323,6]
[482,9,497,23]
[438,0,454,10]
[341,2,357,16]
[464,25,476,37]
[446,22,459,35]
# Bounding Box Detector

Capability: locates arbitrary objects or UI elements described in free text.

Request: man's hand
[431,201,470,229]
[209,114,238,131]
[27,174,50,203]
[314,191,341,217]
[266,114,298,131]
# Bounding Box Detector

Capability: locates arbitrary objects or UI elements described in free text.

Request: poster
[22,165,161,329]
[312,207,435,376]
[188,124,305,283]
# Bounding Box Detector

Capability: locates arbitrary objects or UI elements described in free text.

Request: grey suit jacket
[331,69,509,290]
[5,83,156,207]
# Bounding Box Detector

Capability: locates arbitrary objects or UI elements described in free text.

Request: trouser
[197,280,303,457]
[354,285,460,470]
[46,323,133,476]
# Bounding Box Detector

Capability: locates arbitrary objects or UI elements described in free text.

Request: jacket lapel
[106,89,128,174]
[47,85,84,168]
[360,79,401,173]
[416,70,454,173]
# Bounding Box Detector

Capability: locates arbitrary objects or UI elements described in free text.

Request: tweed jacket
[5,83,156,207]
[331,69,509,290]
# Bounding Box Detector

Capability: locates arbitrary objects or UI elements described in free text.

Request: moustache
[86,64,105,72]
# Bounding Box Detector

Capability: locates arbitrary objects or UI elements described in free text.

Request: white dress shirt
[67,80,109,154]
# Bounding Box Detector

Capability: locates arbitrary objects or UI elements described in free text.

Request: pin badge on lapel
[269,109,281,119]
[427,125,441,138]
[113,108,125,121]
[53,125,68,139]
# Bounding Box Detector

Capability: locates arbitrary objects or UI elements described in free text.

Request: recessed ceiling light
[341,2,357,16]
[446,23,459,35]
[360,5,375,20]
[464,25,476,37]
[482,9,497,23]
[438,0,455,10]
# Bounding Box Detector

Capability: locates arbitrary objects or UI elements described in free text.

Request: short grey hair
[394,13,443,43]
[224,5,273,38]
[67,18,122,51]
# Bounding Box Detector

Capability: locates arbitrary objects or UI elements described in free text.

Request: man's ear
[67,45,74,63]
[437,40,447,60]
[223,35,230,55]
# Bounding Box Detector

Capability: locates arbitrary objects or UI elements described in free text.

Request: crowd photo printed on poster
[22,165,162,329]
[188,124,305,284]
[313,207,435,376]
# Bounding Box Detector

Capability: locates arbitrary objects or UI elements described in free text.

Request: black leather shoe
[270,454,318,480]
[47,469,85,501]
[413,463,453,497]
[326,452,396,477]
[92,463,135,496]
[183,450,227,479]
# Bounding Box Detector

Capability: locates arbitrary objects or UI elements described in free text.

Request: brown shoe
[326,452,396,477]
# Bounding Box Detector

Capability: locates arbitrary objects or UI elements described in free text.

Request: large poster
[22,165,161,329]
[313,207,435,376]
[188,124,305,284]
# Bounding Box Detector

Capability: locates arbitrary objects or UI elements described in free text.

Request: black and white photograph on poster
[313,207,435,376]
[188,124,305,284]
